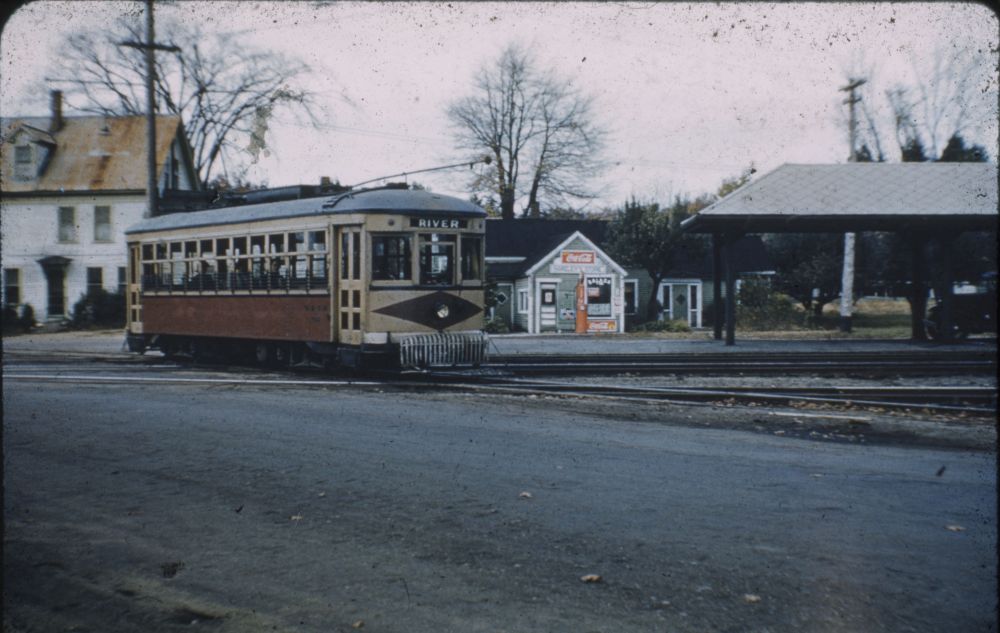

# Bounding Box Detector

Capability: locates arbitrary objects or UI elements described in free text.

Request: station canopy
[681,163,998,234]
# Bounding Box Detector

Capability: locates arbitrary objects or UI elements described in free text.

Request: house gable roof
[485,219,610,277]
[524,230,628,277]
[9,122,57,146]
[1,114,189,194]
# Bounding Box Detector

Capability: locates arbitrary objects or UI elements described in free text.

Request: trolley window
[372,235,412,281]
[309,231,327,282]
[419,234,455,285]
[340,233,350,280]
[460,237,482,282]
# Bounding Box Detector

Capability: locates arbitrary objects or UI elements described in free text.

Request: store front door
[539,282,558,331]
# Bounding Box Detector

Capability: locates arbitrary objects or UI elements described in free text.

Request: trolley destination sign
[410,218,468,229]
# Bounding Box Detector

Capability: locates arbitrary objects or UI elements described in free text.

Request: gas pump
[575,273,587,333]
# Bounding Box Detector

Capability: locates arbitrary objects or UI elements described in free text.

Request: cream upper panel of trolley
[125,189,487,240]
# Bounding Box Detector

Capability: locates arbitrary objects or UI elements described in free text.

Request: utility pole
[838,77,866,333]
[121,0,179,218]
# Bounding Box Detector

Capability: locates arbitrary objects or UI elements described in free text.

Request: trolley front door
[127,244,143,331]
[335,226,364,346]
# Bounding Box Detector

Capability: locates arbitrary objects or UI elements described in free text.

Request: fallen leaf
[743,593,762,604]
[290,515,304,521]
[580,574,602,583]
[352,620,365,629]
[519,491,533,499]
[945,525,965,532]
[318,492,327,497]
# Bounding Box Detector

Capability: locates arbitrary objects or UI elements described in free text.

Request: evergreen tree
[900,137,929,162]
[938,134,989,162]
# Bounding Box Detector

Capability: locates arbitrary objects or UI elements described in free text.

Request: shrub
[738,277,772,309]
[3,304,37,334]
[483,315,510,334]
[634,318,691,333]
[19,304,36,331]
[2,305,20,334]
[70,290,126,328]
[736,292,805,330]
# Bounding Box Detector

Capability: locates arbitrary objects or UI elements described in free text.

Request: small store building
[486,220,627,333]
[485,219,773,333]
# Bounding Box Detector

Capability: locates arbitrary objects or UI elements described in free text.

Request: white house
[1,91,200,321]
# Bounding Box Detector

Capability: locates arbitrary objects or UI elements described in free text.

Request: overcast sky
[3,1,997,209]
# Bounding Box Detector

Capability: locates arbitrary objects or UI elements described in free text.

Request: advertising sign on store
[561,250,595,265]
[550,250,604,274]
[587,320,617,332]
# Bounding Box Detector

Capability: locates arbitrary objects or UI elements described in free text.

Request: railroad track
[412,375,997,415]
[485,350,997,375]
[5,352,994,415]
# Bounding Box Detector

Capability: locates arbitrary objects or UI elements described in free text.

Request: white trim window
[58,206,77,243]
[94,206,112,243]
[517,288,529,314]
[4,268,21,306]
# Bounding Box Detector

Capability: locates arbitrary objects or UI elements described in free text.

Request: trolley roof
[125,187,486,236]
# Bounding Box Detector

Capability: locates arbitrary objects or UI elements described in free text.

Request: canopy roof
[682,163,998,234]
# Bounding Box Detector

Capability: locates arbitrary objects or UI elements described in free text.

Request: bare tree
[448,44,606,220]
[908,50,986,159]
[522,72,606,217]
[52,15,318,188]
[840,46,994,162]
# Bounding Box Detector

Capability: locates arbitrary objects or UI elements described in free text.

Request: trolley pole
[121,0,179,218]
[838,77,866,333]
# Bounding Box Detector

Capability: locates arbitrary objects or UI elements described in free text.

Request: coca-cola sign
[561,250,595,265]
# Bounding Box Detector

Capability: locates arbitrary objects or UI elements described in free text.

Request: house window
[94,206,112,242]
[87,267,103,295]
[170,149,180,189]
[624,279,638,315]
[4,268,21,306]
[14,145,33,180]
[118,267,127,295]
[58,207,77,242]
[518,288,529,314]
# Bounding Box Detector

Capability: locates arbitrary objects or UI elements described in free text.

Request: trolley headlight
[435,303,450,320]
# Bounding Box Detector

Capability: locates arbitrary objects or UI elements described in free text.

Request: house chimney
[50,90,64,132]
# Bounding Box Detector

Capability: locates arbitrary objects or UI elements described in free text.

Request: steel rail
[486,350,996,375]
[411,377,996,415]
